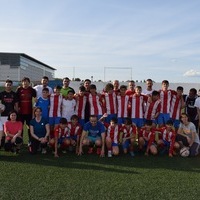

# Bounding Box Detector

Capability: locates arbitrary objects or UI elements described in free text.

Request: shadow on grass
[1,147,200,174]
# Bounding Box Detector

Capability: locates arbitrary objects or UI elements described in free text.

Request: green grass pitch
[0,146,200,200]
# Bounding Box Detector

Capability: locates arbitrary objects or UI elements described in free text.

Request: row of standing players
[0,77,199,157]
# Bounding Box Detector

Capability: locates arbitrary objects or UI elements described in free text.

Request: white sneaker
[130,151,135,157]
[41,148,47,154]
[62,150,67,154]
[108,151,112,157]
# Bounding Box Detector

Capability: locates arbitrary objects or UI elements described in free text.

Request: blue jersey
[35,97,50,120]
[30,117,49,138]
[83,121,105,137]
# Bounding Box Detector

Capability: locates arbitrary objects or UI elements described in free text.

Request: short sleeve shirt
[194,97,200,109]
[83,121,105,137]
[0,91,19,116]
[30,117,49,138]
[4,121,23,140]
[179,122,200,144]
[16,86,37,115]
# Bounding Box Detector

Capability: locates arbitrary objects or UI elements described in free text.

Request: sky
[0,0,200,83]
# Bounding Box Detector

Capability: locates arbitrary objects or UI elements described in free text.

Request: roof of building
[0,52,56,70]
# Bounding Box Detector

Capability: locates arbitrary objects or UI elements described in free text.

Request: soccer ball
[0,103,5,112]
[180,147,190,157]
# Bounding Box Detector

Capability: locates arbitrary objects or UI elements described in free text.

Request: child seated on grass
[49,118,69,157]
[106,117,120,157]
[157,120,176,157]
[119,117,137,157]
[138,120,157,156]
[66,115,82,154]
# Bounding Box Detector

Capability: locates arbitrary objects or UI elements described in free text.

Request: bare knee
[95,139,102,147]
[174,142,180,149]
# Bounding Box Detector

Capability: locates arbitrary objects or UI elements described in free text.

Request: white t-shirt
[33,85,53,98]
[179,122,200,144]
[61,99,76,122]
[142,89,153,96]
[194,97,200,109]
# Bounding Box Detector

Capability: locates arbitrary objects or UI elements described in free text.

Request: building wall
[0,65,19,80]
[0,54,55,81]
[19,56,54,81]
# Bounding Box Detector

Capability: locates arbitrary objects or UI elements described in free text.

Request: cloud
[183,69,200,77]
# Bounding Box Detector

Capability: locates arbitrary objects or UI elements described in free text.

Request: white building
[0,52,56,81]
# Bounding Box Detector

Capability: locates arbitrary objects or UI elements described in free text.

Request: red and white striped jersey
[120,124,137,138]
[49,94,63,117]
[139,128,154,141]
[117,95,129,118]
[139,128,156,150]
[159,127,176,154]
[101,93,117,114]
[75,94,87,120]
[54,125,69,138]
[159,90,176,114]
[88,93,103,115]
[144,99,161,120]
[160,127,176,142]
[67,122,82,137]
[170,95,182,120]
[107,125,119,143]
[130,94,148,118]
[125,90,135,96]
